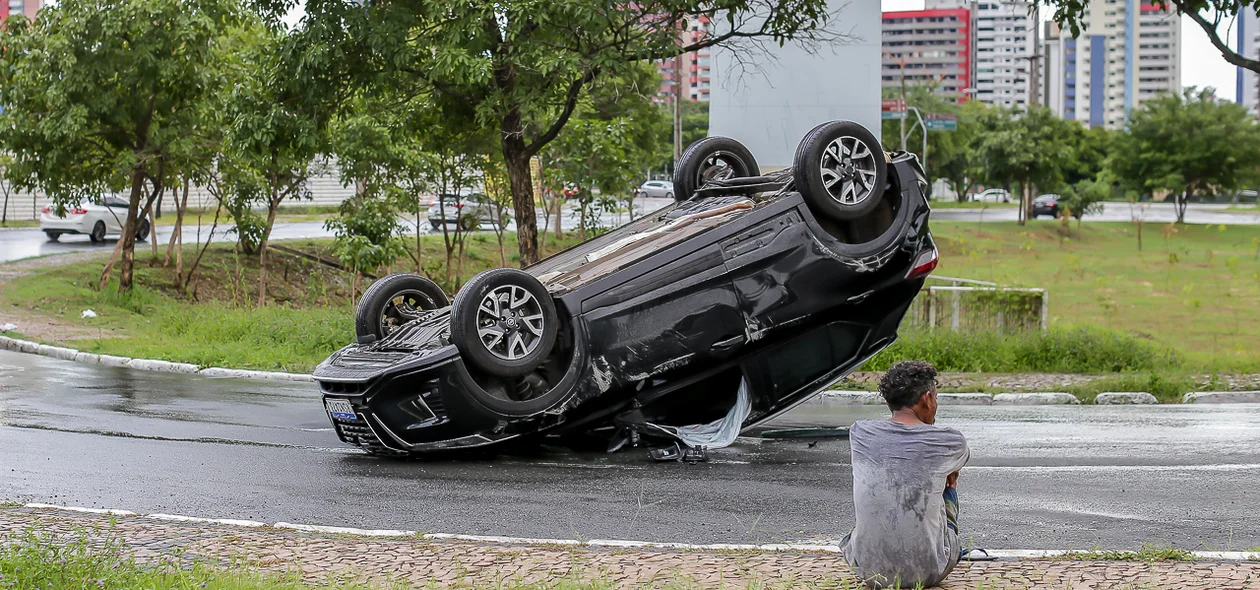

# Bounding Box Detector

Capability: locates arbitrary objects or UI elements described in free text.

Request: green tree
[1061,124,1113,188]
[224,25,326,305]
[0,0,237,292]
[325,194,408,298]
[970,106,1071,224]
[276,0,842,266]
[1111,88,1260,223]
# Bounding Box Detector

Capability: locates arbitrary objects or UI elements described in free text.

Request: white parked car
[40,196,151,243]
[634,180,674,199]
[970,188,1011,203]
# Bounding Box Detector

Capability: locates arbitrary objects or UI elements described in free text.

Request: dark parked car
[315,120,938,457]
[1032,194,1061,218]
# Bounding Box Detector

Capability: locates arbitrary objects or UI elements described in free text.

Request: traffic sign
[881,98,907,113]
[924,113,957,130]
[881,111,908,120]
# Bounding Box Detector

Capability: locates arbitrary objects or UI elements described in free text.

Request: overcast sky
[881,0,1239,101]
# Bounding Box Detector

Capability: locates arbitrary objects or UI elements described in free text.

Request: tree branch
[1181,3,1260,72]
[523,67,600,157]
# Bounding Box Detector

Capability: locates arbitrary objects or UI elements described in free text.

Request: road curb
[1183,391,1260,404]
[1094,392,1159,405]
[0,335,315,384]
[14,503,1260,562]
[993,392,1080,405]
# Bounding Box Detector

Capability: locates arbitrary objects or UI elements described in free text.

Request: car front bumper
[316,346,551,454]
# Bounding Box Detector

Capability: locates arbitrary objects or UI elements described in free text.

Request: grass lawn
[931,219,1260,372]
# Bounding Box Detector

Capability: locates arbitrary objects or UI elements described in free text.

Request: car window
[104,197,129,208]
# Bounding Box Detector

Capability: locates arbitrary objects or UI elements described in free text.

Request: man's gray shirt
[840,420,970,589]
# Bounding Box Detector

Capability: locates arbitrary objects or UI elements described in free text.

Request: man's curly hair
[879,361,938,411]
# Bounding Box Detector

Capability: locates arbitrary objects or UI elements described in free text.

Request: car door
[103,197,129,235]
[577,242,748,390]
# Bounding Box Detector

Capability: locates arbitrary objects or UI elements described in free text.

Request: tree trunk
[1,182,9,225]
[147,198,160,258]
[1176,191,1188,224]
[183,205,221,290]
[166,177,189,270]
[415,204,423,274]
[1136,220,1143,252]
[256,191,282,306]
[101,169,146,292]
[553,195,563,238]
[501,119,539,267]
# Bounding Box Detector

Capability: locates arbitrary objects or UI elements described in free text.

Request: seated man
[840,361,970,589]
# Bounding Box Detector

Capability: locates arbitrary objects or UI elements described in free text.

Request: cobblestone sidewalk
[1,508,1257,589]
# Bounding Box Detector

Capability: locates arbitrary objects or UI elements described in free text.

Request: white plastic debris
[644,378,752,450]
[0,323,16,332]
[81,309,98,319]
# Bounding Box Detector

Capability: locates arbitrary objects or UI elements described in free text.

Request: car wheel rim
[819,136,878,206]
[476,285,545,362]
[380,289,430,336]
[695,151,742,187]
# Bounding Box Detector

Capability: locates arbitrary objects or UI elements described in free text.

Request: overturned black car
[315,120,938,457]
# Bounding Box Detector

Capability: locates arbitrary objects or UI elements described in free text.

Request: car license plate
[325,399,356,421]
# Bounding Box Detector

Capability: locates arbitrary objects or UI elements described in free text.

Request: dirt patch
[0,251,120,342]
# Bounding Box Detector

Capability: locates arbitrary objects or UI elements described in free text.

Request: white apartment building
[1053,0,1180,129]
[971,1,1036,108]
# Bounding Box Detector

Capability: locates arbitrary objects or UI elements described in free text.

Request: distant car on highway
[634,180,675,199]
[40,196,151,243]
[970,188,1010,203]
[1032,194,1061,218]
[426,193,501,231]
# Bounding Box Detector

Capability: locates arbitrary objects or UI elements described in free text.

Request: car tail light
[41,206,50,214]
[71,207,88,215]
[907,248,938,279]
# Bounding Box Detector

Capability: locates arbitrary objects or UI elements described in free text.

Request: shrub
[865,326,1178,374]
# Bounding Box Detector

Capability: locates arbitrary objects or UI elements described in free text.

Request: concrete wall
[708,0,882,170]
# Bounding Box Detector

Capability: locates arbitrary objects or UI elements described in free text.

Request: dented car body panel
[315,152,935,456]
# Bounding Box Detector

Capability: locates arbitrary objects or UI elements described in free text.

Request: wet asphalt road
[933,202,1260,225]
[2,349,1258,550]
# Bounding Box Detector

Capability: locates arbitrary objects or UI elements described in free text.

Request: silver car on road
[633,180,674,199]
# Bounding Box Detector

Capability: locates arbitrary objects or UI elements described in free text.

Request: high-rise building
[656,15,713,104]
[1237,11,1260,117]
[881,0,1037,107]
[4,0,41,20]
[970,1,1036,108]
[881,5,973,100]
[1051,0,1180,129]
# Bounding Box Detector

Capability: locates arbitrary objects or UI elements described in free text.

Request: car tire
[44,231,61,242]
[672,136,760,202]
[429,219,442,230]
[450,268,559,378]
[135,219,151,242]
[355,274,450,344]
[89,221,106,243]
[665,192,673,199]
[793,120,888,221]
[459,215,478,232]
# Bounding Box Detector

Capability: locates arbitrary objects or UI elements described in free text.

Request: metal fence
[904,276,1048,333]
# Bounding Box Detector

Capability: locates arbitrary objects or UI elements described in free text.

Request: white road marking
[17,503,1260,562]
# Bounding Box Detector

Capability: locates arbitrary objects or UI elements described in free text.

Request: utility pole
[673,52,683,164]
[1028,2,1041,107]
[883,50,916,151]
